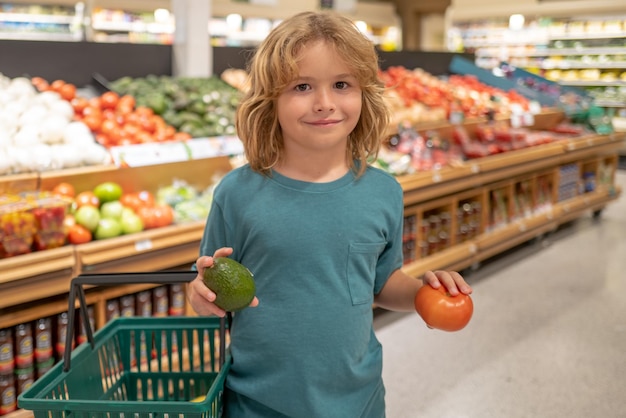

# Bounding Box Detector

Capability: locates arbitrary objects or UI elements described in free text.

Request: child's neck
[274,154,350,183]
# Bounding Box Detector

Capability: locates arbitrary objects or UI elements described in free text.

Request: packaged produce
[28,193,70,251]
[0,197,36,258]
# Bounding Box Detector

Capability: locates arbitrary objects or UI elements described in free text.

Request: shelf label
[432,172,442,183]
[470,164,480,174]
[135,239,153,252]
[449,111,464,125]
[108,137,244,167]
[522,112,535,127]
[510,113,522,129]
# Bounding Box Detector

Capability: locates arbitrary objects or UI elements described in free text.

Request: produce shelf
[0,246,76,309]
[0,172,38,194]
[75,220,204,273]
[402,241,477,278]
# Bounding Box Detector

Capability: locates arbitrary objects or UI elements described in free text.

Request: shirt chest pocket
[347,242,386,305]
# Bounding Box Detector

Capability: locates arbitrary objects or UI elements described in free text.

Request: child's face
[276,40,362,158]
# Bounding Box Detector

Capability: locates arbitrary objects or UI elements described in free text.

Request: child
[187,10,472,417]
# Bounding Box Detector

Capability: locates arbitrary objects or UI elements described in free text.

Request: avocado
[202,257,255,312]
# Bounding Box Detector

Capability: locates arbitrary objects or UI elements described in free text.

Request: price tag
[135,239,153,252]
[449,111,464,125]
[528,101,542,115]
[518,222,527,232]
[510,113,522,129]
[468,243,478,254]
[471,164,480,174]
[109,142,190,167]
[522,112,535,126]
[432,172,442,183]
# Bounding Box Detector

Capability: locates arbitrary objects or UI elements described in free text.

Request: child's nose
[314,89,335,112]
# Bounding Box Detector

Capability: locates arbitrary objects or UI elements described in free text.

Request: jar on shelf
[34,317,53,365]
[0,329,14,375]
[0,373,16,415]
[14,323,33,369]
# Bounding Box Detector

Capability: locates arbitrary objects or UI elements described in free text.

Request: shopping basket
[18,271,231,418]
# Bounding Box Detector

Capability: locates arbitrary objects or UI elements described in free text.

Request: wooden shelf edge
[75,221,204,266]
[0,172,39,193]
[0,246,76,284]
[402,186,621,279]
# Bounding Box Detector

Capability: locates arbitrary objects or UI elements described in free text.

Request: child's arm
[374,269,472,312]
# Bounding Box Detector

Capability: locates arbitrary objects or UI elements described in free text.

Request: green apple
[120,212,144,234]
[100,200,124,220]
[74,205,100,232]
[95,218,122,240]
[94,181,123,203]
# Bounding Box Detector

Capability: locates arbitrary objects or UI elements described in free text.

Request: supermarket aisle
[375,170,626,418]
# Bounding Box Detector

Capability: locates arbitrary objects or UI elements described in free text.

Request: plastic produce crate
[18,271,231,418]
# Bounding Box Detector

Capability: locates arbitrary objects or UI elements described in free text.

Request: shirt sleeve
[373,182,405,294]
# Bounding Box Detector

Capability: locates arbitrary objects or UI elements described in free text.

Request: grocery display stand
[18,271,230,418]
[1,109,624,418]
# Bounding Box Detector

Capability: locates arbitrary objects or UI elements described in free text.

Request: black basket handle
[64,271,230,372]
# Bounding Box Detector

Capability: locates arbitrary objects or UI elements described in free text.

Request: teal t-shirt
[199,164,404,418]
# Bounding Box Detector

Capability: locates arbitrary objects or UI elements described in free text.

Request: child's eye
[294,84,310,92]
[335,81,349,89]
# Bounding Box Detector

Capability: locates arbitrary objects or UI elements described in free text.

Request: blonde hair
[236,10,390,177]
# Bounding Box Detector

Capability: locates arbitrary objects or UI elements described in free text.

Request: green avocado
[202,257,255,312]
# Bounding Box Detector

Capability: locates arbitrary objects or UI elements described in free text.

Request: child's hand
[188,247,259,317]
[422,270,472,297]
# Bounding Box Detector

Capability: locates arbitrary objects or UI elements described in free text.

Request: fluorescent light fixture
[509,14,525,30]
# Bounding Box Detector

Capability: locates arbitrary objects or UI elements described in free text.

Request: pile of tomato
[31,77,77,102]
[31,77,192,148]
[70,91,192,148]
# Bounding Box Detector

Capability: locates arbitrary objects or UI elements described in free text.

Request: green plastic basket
[18,272,231,418]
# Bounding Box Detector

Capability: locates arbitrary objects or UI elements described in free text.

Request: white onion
[7,77,37,100]
[48,99,75,121]
[51,143,82,168]
[9,147,32,173]
[39,114,70,144]
[63,121,94,145]
[34,90,62,107]
[0,148,11,174]
[0,129,13,147]
[18,104,49,127]
[13,125,41,146]
[82,144,111,165]
[30,144,53,171]
[0,90,12,106]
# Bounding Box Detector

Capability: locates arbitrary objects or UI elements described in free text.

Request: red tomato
[414,285,473,332]
[75,191,100,208]
[59,83,77,101]
[137,206,158,229]
[152,204,174,227]
[136,190,155,207]
[50,79,65,93]
[71,97,88,115]
[62,214,76,235]
[68,224,92,244]
[52,182,76,198]
[100,91,120,109]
